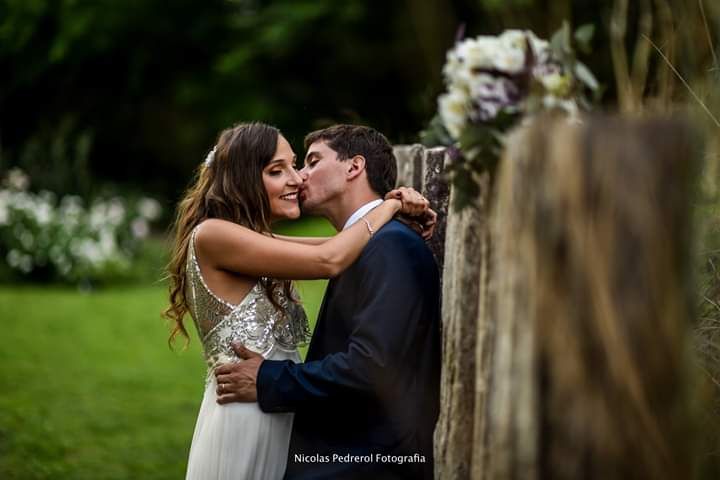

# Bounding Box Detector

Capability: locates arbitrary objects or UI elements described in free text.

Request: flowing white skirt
[185,350,300,480]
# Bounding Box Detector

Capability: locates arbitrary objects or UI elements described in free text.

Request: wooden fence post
[394,145,450,273]
[487,115,697,479]
[395,145,493,479]
[396,113,701,478]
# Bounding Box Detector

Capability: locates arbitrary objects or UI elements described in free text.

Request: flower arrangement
[423,23,600,207]
[0,168,162,282]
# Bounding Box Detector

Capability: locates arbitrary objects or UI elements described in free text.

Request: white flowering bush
[0,168,162,282]
[424,23,599,208]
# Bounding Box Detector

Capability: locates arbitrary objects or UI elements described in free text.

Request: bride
[163,122,431,479]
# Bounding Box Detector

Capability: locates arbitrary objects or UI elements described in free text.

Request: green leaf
[550,21,573,62]
[575,61,600,91]
[419,114,454,147]
[574,24,595,54]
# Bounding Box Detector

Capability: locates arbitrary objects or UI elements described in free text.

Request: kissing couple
[164,123,442,479]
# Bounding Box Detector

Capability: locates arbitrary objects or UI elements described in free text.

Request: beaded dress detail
[184,224,308,480]
[185,226,311,375]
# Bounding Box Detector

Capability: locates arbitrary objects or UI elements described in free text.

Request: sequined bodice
[185,226,310,373]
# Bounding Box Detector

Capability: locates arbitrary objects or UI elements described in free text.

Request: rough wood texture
[395,144,484,478]
[487,115,698,480]
[434,176,489,480]
[394,145,450,273]
[395,145,491,479]
[397,114,701,480]
[423,147,451,275]
[484,126,540,480]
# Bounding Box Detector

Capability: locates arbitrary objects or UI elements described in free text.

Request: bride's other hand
[396,208,437,240]
[418,208,437,240]
[386,187,437,240]
[386,187,429,217]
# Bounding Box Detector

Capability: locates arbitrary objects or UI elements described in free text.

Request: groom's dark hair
[304,124,397,196]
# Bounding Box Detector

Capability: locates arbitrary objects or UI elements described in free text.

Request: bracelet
[361,217,374,237]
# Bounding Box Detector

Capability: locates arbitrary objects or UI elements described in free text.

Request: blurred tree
[0,0,641,202]
[1,0,457,200]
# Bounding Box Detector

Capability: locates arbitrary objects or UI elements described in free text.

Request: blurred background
[1,0,718,478]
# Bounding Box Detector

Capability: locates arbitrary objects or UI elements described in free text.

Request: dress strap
[188,222,262,311]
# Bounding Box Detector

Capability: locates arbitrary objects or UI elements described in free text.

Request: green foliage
[0,172,164,285]
[478,0,534,10]
[1,0,450,201]
[419,114,454,148]
[12,116,93,196]
[549,21,601,103]
[573,23,595,54]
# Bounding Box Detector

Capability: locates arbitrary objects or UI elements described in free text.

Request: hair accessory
[204,146,217,167]
[361,216,374,237]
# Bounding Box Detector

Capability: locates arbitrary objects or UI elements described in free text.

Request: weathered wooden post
[396,112,702,479]
[394,145,493,479]
[486,115,698,479]
[394,145,450,273]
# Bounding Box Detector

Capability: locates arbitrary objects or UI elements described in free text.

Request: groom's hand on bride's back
[214,344,263,404]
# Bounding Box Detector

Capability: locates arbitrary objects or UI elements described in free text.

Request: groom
[215,125,441,479]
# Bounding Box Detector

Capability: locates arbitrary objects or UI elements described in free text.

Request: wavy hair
[163,122,295,346]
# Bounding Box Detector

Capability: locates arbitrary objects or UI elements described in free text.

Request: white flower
[7,249,21,267]
[498,30,528,51]
[0,191,8,226]
[34,202,53,226]
[131,218,149,239]
[442,48,465,83]
[527,31,550,61]
[99,228,118,256]
[38,190,56,205]
[89,206,105,230]
[107,198,126,226]
[60,196,83,216]
[77,239,104,266]
[439,88,470,140]
[137,197,162,220]
[459,36,497,72]
[4,168,30,191]
[492,45,526,74]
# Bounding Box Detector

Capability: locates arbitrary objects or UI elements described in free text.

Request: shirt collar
[342,199,384,230]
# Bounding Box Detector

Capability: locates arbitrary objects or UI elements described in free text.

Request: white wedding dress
[184,226,310,480]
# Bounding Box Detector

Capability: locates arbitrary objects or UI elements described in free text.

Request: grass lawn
[0,217,334,479]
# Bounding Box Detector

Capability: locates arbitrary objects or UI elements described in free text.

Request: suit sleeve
[256,229,433,413]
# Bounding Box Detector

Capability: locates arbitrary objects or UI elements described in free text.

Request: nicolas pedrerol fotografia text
[294,453,426,465]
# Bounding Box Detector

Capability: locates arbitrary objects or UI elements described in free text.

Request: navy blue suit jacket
[257,220,441,479]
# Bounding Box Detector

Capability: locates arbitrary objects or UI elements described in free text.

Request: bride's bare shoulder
[195,219,269,256]
[196,219,252,240]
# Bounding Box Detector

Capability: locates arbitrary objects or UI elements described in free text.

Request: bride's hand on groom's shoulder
[386,187,437,241]
[386,187,429,217]
[396,209,437,241]
[214,344,264,404]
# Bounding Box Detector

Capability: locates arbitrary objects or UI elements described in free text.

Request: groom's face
[298,140,347,214]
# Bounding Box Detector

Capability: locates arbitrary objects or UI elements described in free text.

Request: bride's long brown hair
[163,122,294,346]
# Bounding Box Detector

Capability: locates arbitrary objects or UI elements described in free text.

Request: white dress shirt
[342,199,384,230]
